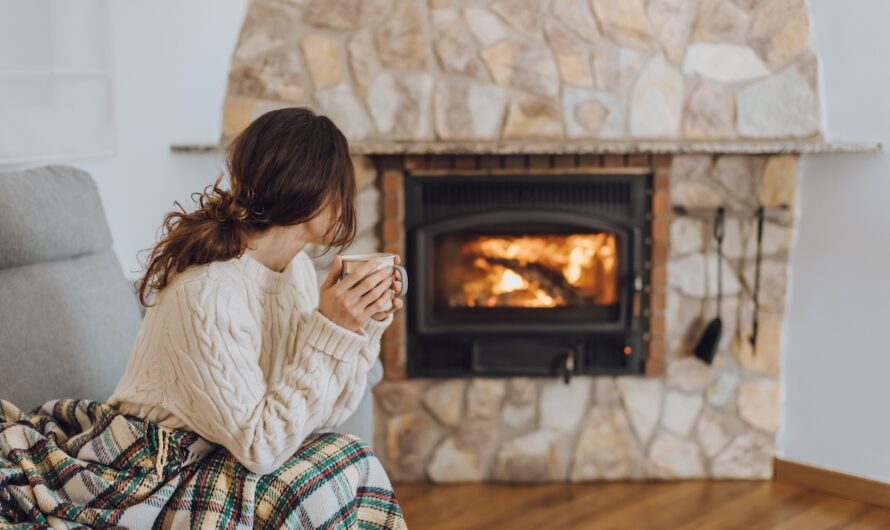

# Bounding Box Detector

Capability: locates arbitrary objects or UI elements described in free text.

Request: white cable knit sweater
[107,250,392,475]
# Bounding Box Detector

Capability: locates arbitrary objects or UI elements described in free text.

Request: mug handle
[394,265,408,298]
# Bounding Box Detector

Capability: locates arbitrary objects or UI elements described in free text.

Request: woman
[102,107,406,527]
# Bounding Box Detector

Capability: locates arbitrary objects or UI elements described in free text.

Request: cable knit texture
[107,250,392,475]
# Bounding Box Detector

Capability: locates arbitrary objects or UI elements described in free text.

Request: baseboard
[774,458,890,509]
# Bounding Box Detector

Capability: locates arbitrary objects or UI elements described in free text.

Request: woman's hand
[318,256,395,332]
[370,255,404,322]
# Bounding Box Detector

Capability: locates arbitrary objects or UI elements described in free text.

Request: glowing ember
[438,233,619,309]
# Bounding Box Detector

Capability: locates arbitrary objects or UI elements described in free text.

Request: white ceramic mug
[339,253,408,305]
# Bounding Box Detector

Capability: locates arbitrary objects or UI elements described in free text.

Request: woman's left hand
[371,255,404,321]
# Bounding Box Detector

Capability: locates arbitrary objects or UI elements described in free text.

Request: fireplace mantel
[171,139,881,156]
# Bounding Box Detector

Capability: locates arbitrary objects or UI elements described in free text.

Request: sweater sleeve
[161,278,370,475]
[296,252,395,431]
[316,312,393,430]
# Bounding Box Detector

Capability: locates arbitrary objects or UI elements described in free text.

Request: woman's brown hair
[135,106,357,306]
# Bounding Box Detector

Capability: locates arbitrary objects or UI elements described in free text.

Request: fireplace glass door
[405,172,649,376]
[429,222,625,326]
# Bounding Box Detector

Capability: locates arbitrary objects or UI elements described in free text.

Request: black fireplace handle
[561,348,576,384]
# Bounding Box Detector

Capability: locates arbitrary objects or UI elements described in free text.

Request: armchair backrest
[0,165,143,410]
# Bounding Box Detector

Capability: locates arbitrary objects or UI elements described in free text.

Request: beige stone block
[648,0,697,63]
[367,72,434,140]
[434,80,506,141]
[304,0,392,30]
[464,7,509,47]
[571,406,643,480]
[492,429,569,481]
[300,34,344,90]
[711,432,775,479]
[662,391,704,437]
[347,30,380,97]
[693,0,751,44]
[385,410,443,480]
[591,0,653,49]
[423,380,466,426]
[431,8,485,76]
[629,55,684,138]
[749,0,810,67]
[427,420,499,482]
[374,380,426,415]
[481,38,560,99]
[503,97,564,139]
[551,0,601,43]
[466,378,507,419]
[616,377,663,444]
[490,0,543,37]
[696,407,740,458]
[737,379,779,433]
[544,20,594,87]
[683,81,735,140]
[376,1,429,69]
[759,155,799,209]
[506,377,538,405]
[737,68,820,138]
[647,431,706,479]
[539,377,592,432]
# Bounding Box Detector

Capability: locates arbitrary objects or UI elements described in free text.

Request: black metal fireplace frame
[404,170,652,378]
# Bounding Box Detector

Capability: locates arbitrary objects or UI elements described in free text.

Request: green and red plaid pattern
[0,399,407,529]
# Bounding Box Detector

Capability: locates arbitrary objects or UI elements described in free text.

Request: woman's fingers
[358,274,394,310]
[348,267,393,298]
[370,295,403,321]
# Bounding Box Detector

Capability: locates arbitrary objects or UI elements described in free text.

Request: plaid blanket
[0,399,407,529]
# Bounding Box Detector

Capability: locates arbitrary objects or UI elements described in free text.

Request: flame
[497,268,526,293]
[442,233,618,309]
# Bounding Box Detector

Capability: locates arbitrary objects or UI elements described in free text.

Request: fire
[496,268,526,293]
[441,233,618,309]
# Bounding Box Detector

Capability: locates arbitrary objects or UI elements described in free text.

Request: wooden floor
[394,481,890,530]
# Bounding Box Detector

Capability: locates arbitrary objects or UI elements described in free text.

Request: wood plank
[674,482,807,530]
[769,496,873,530]
[844,507,890,530]
[477,482,646,530]
[775,458,890,510]
[394,481,890,530]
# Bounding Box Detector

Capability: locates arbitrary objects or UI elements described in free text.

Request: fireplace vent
[415,177,641,223]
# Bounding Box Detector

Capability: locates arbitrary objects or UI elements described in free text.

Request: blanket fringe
[155,425,172,481]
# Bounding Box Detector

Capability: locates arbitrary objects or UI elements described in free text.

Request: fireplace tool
[749,206,766,350]
[694,207,725,364]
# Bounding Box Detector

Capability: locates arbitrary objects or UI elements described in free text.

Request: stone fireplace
[215,0,875,482]
[364,150,792,482]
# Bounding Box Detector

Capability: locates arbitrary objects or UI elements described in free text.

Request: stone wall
[222,0,819,144]
[221,0,808,483]
[372,153,797,482]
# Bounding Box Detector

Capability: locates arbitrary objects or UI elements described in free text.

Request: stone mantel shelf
[171,140,882,156]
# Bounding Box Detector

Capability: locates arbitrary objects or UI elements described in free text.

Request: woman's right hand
[318,256,395,332]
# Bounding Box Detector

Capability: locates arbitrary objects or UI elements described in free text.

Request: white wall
[779,0,890,483]
[20,1,247,279]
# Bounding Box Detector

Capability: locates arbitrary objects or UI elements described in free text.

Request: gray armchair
[0,164,381,444]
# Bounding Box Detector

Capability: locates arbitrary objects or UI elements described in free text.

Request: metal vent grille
[419,179,638,223]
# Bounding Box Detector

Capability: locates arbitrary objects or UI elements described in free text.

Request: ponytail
[135,172,269,307]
